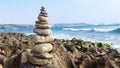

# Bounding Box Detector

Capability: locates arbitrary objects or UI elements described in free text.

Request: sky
[0,0,120,24]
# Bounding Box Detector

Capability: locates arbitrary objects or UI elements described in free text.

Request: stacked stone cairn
[28,6,54,65]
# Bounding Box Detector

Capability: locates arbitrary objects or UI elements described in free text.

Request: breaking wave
[63,28,120,33]
[111,28,120,33]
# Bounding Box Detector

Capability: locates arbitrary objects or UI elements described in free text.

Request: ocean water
[0,24,120,50]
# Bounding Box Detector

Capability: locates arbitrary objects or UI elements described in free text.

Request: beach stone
[32,52,53,59]
[32,43,53,54]
[38,16,48,21]
[28,56,50,65]
[39,6,48,16]
[35,24,51,29]
[39,14,48,17]
[35,21,48,24]
[34,29,52,36]
[30,35,54,43]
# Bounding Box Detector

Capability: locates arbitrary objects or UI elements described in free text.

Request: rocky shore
[0,33,119,68]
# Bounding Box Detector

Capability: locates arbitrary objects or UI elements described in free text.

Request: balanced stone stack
[28,6,54,65]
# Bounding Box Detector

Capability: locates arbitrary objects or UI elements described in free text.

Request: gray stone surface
[38,16,48,22]
[32,43,53,54]
[28,56,51,65]
[32,53,53,59]
[34,29,52,36]
[35,21,48,24]
[29,35,54,43]
[35,24,51,29]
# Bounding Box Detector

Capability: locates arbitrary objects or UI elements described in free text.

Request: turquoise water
[0,24,120,50]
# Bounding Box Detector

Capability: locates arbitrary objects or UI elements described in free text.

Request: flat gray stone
[35,21,48,24]
[38,16,48,22]
[32,52,53,59]
[30,35,54,43]
[34,29,52,36]
[35,24,51,29]
[28,56,51,65]
[32,43,53,54]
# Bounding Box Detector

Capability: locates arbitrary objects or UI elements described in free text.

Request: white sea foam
[25,33,34,35]
[63,28,91,31]
[93,28,116,32]
[63,27,119,32]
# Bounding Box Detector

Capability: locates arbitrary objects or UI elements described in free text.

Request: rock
[1,32,120,68]
[0,49,6,56]
[32,43,53,54]
[35,24,51,29]
[38,16,48,22]
[28,56,51,65]
[32,52,53,59]
[20,49,33,64]
[29,35,54,43]
[39,6,48,16]
[34,29,52,36]
[0,54,5,60]
[0,54,5,65]
[35,21,48,24]
[39,14,48,17]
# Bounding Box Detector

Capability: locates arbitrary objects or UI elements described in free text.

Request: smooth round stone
[31,35,54,43]
[35,24,51,29]
[34,29,52,36]
[32,43,53,54]
[35,21,48,24]
[38,16,48,21]
[32,53,53,59]
[28,56,50,65]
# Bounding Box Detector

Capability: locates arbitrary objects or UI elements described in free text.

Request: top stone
[39,6,48,17]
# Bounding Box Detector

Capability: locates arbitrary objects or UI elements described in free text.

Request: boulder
[28,56,51,65]
[35,24,51,29]
[32,43,53,54]
[29,35,54,43]
[34,29,52,36]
